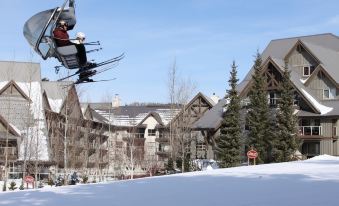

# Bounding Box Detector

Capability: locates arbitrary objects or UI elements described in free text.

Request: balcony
[299,126,322,136]
[155,134,170,143]
[122,133,145,140]
[155,137,169,143]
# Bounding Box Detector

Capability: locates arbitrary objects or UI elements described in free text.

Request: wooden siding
[333,140,338,156]
[321,119,333,138]
[308,71,338,100]
[288,46,318,77]
[320,139,333,155]
[171,95,213,128]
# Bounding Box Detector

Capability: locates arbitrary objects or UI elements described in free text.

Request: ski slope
[1,155,339,206]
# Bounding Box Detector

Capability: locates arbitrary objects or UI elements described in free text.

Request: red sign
[24,176,34,183]
[247,150,258,159]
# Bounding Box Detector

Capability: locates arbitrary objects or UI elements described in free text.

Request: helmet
[76,32,86,39]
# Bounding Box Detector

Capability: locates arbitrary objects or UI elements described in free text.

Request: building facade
[194,33,339,159]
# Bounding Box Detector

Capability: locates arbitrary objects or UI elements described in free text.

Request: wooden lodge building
[194,33,339,159]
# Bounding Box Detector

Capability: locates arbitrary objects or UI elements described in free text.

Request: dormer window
[323,88,335,99]
[303,65,315,77]
[324,89,330,99]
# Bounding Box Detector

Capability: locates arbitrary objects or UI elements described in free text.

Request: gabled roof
[41,81,72,113]
[59,84,84,120]
[241,34,339,86]
[83,105,108,123]
[304,64,338,88]
[0,114,21,137]
[283,39,321,64]
[88,103,180,126]
[300,41,339,84]
[137,112,164,127]
[192,98,227,130]
[269,57,332,115]
[0,80,32,102]
[168,92,216,126]
[237,33,339,115]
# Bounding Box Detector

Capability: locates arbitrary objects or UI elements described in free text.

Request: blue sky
[1,0,339,104]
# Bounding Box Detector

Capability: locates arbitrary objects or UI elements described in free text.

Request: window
[303,65,315,76]
[148,129,156,136]
[302,141,320,158]
[196,142,206,152]
[293,93,300,106]
[324,89,330,99]
[303,66,310,76]
[268,92,280,106]
[323,89,335,99]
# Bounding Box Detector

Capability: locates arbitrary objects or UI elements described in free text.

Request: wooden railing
[122,133,145,139]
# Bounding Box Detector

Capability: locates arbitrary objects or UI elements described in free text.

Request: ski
[75,78,117,84]
[95,53,125,67]
[57,53,124,81]
[73,65,117,84]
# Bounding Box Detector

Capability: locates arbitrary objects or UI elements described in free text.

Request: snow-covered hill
[1,155,339,206]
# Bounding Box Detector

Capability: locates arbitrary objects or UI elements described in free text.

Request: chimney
[112,94,121,108]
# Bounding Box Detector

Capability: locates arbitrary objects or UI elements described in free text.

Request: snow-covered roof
[88,103,181,127]
[41,81,72,113]
[299,88,333,115]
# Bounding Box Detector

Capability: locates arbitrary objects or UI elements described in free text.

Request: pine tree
[215,61,242,168]
[246,51,271,163]
[8,181,17,191]
[166,157,174,171]
[19,184,24,190]
[184,156,190,172]
[272,63,299,162]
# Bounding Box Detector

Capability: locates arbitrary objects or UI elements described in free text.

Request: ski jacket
[53,27,71,47]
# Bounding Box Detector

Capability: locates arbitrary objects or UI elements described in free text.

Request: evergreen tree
[184,156,190,172]
[176,157,182,170]
[272,63,299,162]
[246,51,271,163]
[8,181,17,191]
[215,61,242,168]
[166,157,174,171]
[19,184,24,190]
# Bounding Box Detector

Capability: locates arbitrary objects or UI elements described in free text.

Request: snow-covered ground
[1,155,339,206]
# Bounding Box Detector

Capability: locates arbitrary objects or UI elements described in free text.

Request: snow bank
[0,155,338,206]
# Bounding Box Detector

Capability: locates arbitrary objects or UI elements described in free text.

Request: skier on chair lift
[23,0,124,84]
[53,20,96,81]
